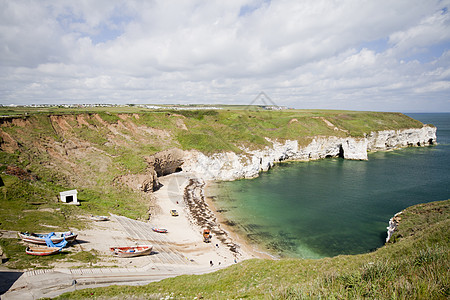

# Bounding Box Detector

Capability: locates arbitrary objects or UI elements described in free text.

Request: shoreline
[175,173,271,261]
[149,172,271,267]
[203,180,275,261]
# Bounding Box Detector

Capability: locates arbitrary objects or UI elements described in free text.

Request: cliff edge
[182,125,436,181]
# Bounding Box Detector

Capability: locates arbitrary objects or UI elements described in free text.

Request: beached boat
[18,231,78,245]
[110,245,153,258]
[152,227,168,233]
[90,215,109,221]
[26,245,61,256]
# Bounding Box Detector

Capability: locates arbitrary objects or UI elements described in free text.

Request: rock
[147,148,185,176]
[116,170,160,193]
[367,125,436,151]
[341,138,368,160]
[386,211,403,243]
[182,126,436,181]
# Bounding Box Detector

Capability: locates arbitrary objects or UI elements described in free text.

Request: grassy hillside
[56,199,449,299]
[0,109,423,226]
[0,108,428,270]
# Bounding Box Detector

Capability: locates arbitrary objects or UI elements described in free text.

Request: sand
[57,172,266,270]
[150,172,270,264]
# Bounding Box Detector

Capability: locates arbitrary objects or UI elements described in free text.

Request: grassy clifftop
[0,107,424,154]
[58,199,449,299]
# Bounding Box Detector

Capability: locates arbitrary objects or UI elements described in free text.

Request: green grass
[169,109,219,120]
[67,249,100,265]
[328,111,424,136]
[56,199,449,299]
[0,238,100,269]
[0,172,148,231]
[0,238,72,269]
[388,200,450,244]
[0,176,81,232]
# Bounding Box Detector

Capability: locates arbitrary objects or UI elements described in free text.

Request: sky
[1,0,450,112]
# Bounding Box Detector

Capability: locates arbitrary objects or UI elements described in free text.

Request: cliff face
[182,125,436,181]
[366,126,437,151]
[0,112,436,191]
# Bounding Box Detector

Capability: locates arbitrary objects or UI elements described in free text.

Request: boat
[110,245,153,258]
[18,231,78,245]
[152,227,168,233]
[90,215,109,221]
[26,245,61,256]
[203,228,211,243]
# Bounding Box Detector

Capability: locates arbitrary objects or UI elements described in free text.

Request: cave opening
[338,144,345,158]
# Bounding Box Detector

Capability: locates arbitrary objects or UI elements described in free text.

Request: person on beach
[210,260,213,267]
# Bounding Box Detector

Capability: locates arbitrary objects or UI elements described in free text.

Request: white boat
[110,245,153,258]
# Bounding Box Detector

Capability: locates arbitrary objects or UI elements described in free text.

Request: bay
[211,113,450,258]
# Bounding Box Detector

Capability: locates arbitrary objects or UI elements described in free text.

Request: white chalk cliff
[182,125,436,181]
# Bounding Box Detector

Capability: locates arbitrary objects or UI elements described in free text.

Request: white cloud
[0,0,449,111]
[388,8,450,59]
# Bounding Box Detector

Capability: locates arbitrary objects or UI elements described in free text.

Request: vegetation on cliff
[0,108,423,226]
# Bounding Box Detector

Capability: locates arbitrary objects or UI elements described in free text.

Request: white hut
[59,189,79,205]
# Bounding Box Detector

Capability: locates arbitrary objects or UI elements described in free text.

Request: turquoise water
[212,113,450,258]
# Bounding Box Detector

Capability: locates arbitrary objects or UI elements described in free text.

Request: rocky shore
[183,178,240,254]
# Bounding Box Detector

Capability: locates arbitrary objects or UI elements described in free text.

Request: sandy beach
[68,172,266,269]
[149,172,262,266]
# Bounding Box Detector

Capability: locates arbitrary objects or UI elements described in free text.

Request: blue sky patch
[239,0,270,17]
[403,41,450,63]
[358,38,389,54]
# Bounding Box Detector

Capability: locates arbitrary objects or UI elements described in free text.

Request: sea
[210,113,450,259]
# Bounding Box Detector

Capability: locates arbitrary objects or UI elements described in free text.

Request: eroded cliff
[0,111,436,193]
[182,125,436,181]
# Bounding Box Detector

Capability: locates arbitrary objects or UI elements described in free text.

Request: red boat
[110,245,153,258]
[26,246,61,256]
[152,227,168,233]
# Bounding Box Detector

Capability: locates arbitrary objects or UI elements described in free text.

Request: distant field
[0,104,266,116]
